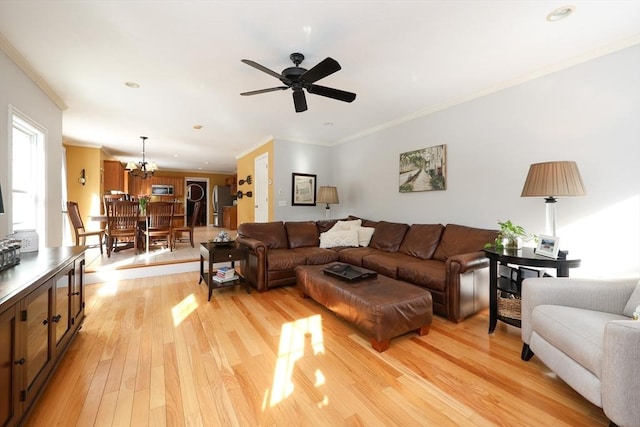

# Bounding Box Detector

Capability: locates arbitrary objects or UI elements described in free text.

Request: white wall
[0,50,64,246]
[273,139,335,222]
[328,46,639,278]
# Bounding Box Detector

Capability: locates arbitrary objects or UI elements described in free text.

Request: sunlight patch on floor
[171,293,198,326]
[265,314,326,408]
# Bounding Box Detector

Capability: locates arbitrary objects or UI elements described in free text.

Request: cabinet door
[0,303,21,427]
[53,264,74,354]
[70,256,85,329]
[23,281,53,407]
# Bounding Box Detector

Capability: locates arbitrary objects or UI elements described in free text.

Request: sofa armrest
[521,277,637,344]
[446,251,490,322]
[236,236,267,290]
[602,320,640,427]
[446,251,489,274]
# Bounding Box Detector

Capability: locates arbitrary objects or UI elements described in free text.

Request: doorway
[185,179,209,226]
[254,153,269,222]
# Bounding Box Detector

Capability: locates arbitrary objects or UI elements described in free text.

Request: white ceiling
[1,1,639,173]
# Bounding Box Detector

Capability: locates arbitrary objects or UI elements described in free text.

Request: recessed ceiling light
[124,81,140,88]
[193,125,203,130]
[324,122,334,126]
[547,5,575,22]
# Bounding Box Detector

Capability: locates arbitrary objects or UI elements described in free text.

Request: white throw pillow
[328,219,362,232]
[319,229,359,248]
[622,280,640,318]
[357,226,375,247]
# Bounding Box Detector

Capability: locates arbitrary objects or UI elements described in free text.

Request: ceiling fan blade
[301,57,341,83]
[240,86,289,96]
[307,84,356,103]
[241,59,291,83]
[293,89,307,112]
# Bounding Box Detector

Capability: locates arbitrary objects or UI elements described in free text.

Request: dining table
[89,214,185,253]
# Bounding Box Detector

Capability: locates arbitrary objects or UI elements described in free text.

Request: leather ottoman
[296,263,433,352]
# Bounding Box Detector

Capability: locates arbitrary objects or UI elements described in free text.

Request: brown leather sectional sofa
[236,217,497,322]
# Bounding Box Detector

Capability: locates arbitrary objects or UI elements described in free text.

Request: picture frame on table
[536,235,560,258]
[291,173,317,206]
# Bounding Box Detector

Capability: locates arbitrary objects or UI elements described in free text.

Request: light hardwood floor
[25,272,608,426]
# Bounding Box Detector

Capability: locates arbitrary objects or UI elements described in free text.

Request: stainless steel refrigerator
[212,185,233,227]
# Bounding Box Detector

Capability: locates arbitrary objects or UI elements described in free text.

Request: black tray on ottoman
[323,263,377,282]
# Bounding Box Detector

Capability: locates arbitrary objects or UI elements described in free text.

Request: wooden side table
[199,241,249,301]
[483,247,581,334]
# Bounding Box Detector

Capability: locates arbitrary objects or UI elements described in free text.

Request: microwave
[151,184,174,196]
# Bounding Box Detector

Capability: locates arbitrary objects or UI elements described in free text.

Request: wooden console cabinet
[0,246,86,427]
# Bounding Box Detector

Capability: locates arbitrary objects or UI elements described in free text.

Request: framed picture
[399,144,446,192]
[536,235,560,258]
[292,173,316,206]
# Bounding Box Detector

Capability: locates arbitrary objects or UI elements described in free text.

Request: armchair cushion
[531,305,627,378]
[622,280,640,317]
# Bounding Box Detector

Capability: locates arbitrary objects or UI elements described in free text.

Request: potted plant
[489,220,532,249]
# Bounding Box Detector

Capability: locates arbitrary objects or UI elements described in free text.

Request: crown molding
[338,35,640,145]
[0,32,68,110]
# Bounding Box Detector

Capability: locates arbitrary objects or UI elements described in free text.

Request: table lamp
[317,186,339,219]
[521,161,586,236]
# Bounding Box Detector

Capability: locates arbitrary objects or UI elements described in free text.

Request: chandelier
[125,136,158,179]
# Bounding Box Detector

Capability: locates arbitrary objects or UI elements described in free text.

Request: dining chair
[105,200,140,258]
[173,200,201,248]
[66,201,105,254]
[140,201,174,252]
[103,193,126,215]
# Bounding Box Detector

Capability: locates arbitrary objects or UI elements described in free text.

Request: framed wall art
[536,235,560,258]
[399,144,446,192]
[292,173,317,206]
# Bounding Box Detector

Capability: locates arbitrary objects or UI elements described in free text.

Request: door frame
[185,177,210,226]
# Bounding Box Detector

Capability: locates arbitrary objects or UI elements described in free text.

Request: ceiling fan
[240,52,356,113]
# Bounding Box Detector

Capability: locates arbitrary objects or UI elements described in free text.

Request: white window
[11,111,45,235]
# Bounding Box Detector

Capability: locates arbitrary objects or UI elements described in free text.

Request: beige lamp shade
[521,161,586,198]
[317,186,339,205]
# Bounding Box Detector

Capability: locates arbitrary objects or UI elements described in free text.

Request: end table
[199,241,250,301]
[483,246,581,335]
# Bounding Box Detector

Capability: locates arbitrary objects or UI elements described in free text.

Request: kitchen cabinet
[223,205,238,230]
[0,247,86,427]
[103,160,126,193]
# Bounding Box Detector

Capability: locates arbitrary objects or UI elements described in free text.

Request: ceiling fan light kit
[241,52,356,112]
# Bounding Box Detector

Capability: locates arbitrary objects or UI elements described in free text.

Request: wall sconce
[239,175,252,185]
[236,191,253,199]
[78,169,86,186]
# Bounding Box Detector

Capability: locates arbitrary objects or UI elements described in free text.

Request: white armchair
[521,277,640,427]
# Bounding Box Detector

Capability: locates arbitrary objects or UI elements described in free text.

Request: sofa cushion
[267,248,307,271]
[348,215,378,228]
[292,247,340,265]
[432,223,498,261]
[319,229,359,248]
[338,247,380,266]
[531,305,629,378]
[285,221,319,249]
[397,260,447,292]
[362,252,418,278]
[622,280,640,317]
[398,224,445,260]
[238,221,289,249]
[369,221,409,252]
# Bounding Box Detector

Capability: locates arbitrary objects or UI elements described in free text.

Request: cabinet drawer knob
[71,292,80,296]
[42,319,48,325]
[15,357,26,365]
[228,254,232,258]
[52,314,62,323]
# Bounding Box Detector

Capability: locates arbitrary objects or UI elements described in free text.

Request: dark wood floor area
[25,271,608,426]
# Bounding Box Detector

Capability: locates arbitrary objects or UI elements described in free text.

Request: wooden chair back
[105,200,139,257]
[66,201,105,253]
[173,201,201,248]
[146,202,174,230]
